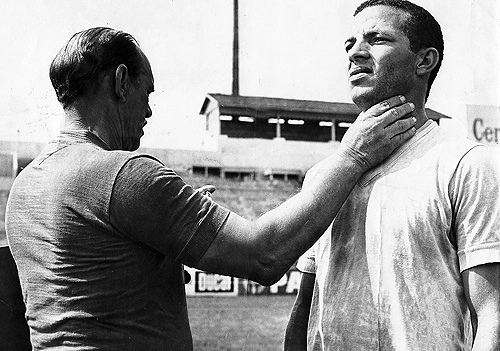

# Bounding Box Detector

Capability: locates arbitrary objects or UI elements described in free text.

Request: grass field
[187,294,296,351]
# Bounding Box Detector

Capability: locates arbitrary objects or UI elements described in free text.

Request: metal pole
[232,0,239,96]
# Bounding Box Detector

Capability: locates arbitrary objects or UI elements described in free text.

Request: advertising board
[185,266,300,297]
[467,105,500,146]
[185,267,239,297]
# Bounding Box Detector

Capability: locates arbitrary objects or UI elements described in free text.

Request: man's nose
[146,105,152,118]
[348,40,369,63]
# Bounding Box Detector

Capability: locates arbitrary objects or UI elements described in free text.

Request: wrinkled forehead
[345,5,408,40]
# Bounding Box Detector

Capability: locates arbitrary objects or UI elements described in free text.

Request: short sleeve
[297,239,317,274]
[110,156,230,267]
[452,146,500,272]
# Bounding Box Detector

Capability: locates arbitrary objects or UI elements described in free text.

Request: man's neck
[411,100,429,130]
[357,91,429,130]
[63,100,121,150]
[63,107,91,131]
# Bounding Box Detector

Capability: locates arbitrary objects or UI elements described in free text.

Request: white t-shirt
[298,120,500,350]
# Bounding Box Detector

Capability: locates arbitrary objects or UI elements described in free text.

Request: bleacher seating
[180,173,301,220]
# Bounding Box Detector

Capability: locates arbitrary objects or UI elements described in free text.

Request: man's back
[6,131,193,350]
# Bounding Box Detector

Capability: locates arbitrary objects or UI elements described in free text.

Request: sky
[1,0,498,150]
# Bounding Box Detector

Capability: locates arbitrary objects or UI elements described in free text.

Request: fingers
[196,185,216,197]
[378,102,415,128]
[362,96,415,128]
[386,116,417,140]
[389,124,417,145]
[363,95,406,118]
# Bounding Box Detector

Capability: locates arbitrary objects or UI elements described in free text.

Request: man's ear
[115,64,129,103]
[416,48,439,76]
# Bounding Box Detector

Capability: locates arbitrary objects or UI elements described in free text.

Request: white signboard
[185,267,238,297]
[467,105,500,146]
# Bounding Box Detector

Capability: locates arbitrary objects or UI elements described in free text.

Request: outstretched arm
[463,263,500,351]
[196,96,416,284]
[284,272,315,351]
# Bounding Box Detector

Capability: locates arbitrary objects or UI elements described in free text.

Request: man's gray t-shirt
[6,130,229,350]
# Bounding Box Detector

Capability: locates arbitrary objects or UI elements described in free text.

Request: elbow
[243,222,294,286]
[251,270,283,287]
[248,253,289,286]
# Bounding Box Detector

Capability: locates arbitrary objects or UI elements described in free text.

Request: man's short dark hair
[49,27,144,109]
[354,0,444,100]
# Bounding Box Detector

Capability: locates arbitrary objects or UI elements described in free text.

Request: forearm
[248,151,365,282]
[197,150,364,284]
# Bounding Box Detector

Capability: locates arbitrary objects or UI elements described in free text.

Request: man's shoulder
[431,123,477,148]
[428,124,484,161]
[38,131,163,167]
[429,125,499,182]
[59,142,163,170]
[18,141,163,184]
[97,149,162,166]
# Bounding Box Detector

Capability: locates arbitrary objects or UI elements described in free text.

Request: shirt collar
[57,130,112,150]
[358,119,437,187]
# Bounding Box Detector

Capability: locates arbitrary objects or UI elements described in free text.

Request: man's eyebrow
[365,30,381,37]
[344,36,355,45]
[365,29,396,38]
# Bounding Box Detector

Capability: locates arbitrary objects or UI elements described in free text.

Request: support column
[331,118,336,141]
[276,114,282,138]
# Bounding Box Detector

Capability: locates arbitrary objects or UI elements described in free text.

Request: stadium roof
[200,93,451,122]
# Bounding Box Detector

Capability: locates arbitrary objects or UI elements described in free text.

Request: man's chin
[350,88,378,111]
[351,87,398,112]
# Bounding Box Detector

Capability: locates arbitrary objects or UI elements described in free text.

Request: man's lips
[349,66,372,77]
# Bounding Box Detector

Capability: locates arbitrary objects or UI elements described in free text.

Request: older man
[5,27,415,350]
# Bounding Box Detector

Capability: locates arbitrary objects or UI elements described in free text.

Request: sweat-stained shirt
[298,120,500,350]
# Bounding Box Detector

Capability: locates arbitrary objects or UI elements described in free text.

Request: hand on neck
[355,91,429,131]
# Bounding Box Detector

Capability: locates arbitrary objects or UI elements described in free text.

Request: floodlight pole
[232,0,239,96]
